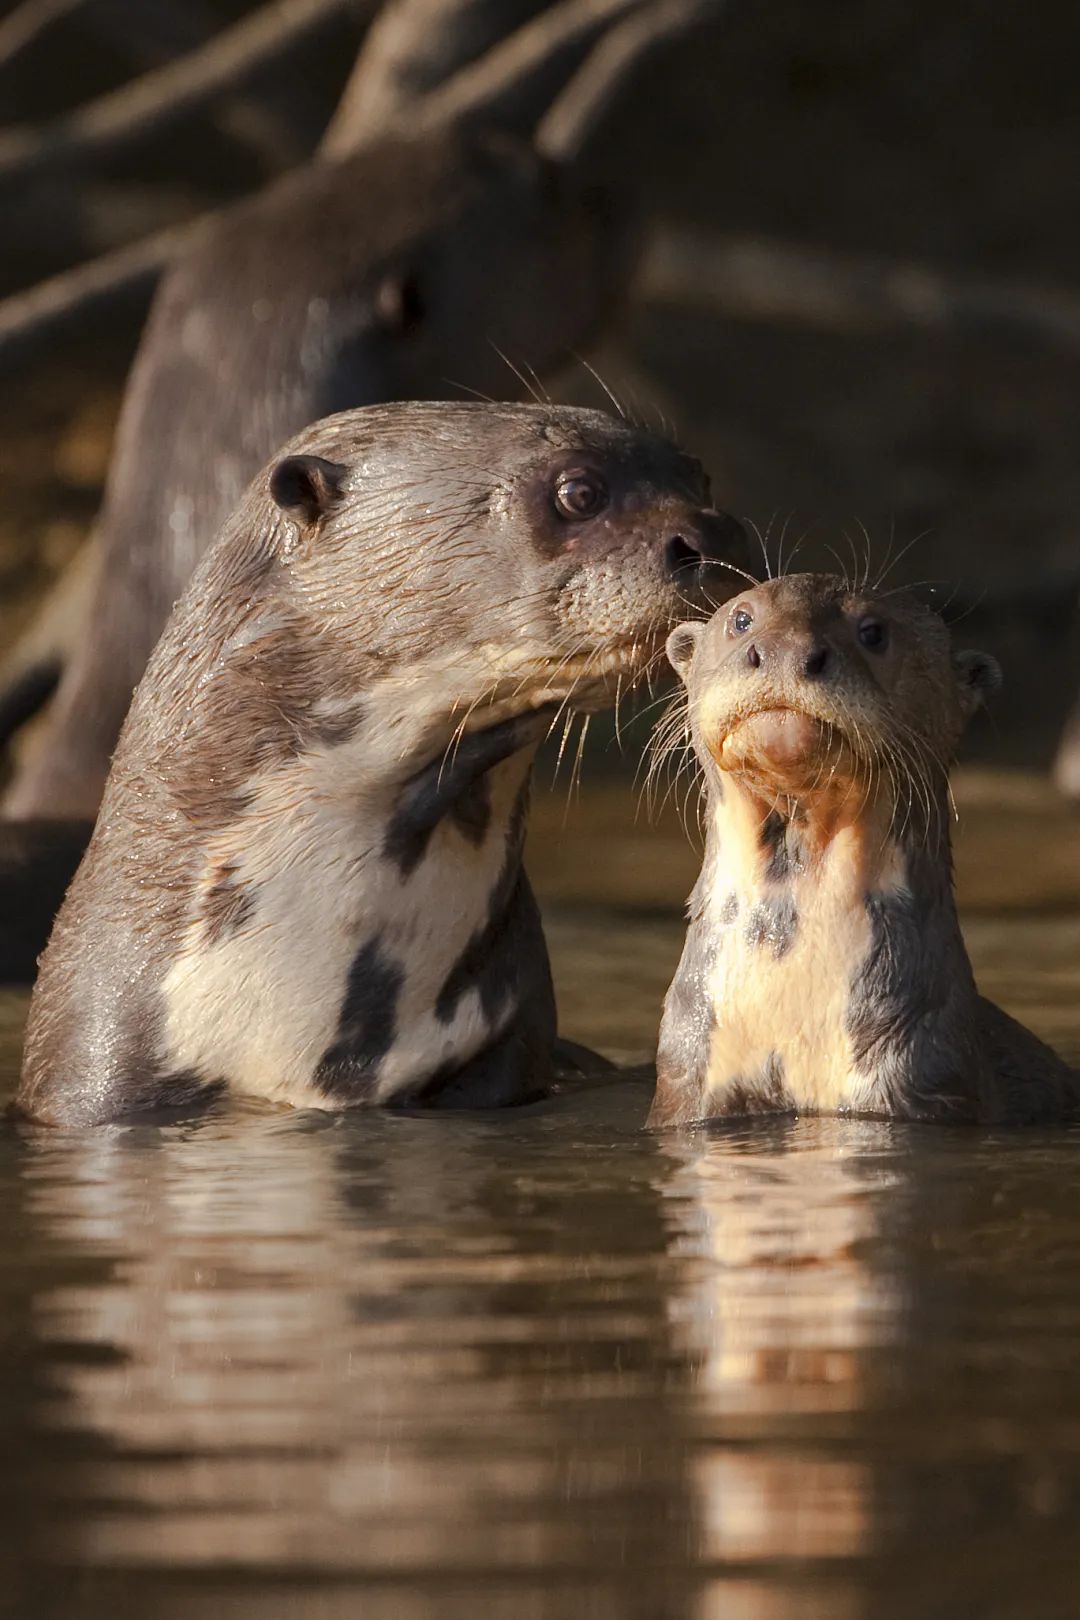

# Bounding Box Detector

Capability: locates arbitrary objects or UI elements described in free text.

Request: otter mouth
[462,636,664,736]
[523,638,662,712]
[714,705,854,785]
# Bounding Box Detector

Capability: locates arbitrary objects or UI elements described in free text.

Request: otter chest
[159,745,532,1109]
[701,864,898,1116]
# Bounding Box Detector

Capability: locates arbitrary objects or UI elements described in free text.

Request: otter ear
[954,649,1002,714]
[666,622,704,684]
[269,455,349,535]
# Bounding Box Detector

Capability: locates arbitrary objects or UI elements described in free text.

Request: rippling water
[2,775,1079,1619]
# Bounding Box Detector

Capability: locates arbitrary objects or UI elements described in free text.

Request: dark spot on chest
[449,775,492,847]
[201,866,254,943]
[436,784,531,1026]
[761,810,804,881]
[745,895,798,959]
[303,699,368,750]
[315,935,405,1101]
[716,1052,794,1117]
[719,891,739,924]
[383,717,528,877]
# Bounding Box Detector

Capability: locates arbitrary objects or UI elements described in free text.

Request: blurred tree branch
[536,0,721,161]
[0,0,360,187]
[0,0,88,72]
[88,0,327,170]
[640,229,1080,353]
[0,216,202,360]
[321,0,549,153]
[404,0,649,143]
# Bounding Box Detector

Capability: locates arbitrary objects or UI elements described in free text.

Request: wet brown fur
[19,401,746,1125]
[651,573,1079,1127]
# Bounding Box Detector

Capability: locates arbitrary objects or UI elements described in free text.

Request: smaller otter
[19,401,746,1126]
[650,573,1078,1127]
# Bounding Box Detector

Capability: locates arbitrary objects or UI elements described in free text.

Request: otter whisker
[572,353,630,422]
[745,517,774,582]
[873,529,933,592]
[943,586,987,628]
[441,378,497,403]
[780,523,814,577]
[854,518,875,592]
[488,342,547,406]
[775,510,798,579]
[564,713,592,820]
[823,545,853,590]
[840,527,863,592]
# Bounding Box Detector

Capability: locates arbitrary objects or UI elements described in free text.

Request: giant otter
[18,401,747,1126]
[650,573,1079,1127]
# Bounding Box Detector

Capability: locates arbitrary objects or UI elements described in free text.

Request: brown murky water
[1,772,1079,1620]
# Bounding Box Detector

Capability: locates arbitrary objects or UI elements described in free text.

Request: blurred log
[0,0,87,71]
[640,228,1080,353]
[0,0,358,187]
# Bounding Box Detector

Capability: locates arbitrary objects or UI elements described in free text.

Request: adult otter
[19,401,747,1126]
[649,573,1078,1127]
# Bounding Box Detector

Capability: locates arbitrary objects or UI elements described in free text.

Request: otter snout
[663,510,750,587]
[741,631,833,681]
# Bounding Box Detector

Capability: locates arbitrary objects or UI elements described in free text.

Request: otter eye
[374,270,426,331]
[731,607,753,634]
[554,469,608,520]
[857,617,888,652]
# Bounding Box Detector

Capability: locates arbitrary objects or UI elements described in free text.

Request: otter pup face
[667,574,1000,807]
[267,402,749,738]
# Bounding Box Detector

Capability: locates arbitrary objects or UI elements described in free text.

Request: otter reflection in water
[650,573,1078,1126]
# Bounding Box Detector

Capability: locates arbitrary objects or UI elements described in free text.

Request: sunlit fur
[20,402,747,1124]
[648,572,1078,1126]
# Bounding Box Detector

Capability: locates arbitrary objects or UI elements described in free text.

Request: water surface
[2,775,1079,1620]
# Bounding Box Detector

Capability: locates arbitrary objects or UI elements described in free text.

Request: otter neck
[675,761,979,1119]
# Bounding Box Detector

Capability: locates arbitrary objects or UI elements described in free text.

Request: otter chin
[18,401,749,1127]
[715,706,847,783]
[651,571,1079,1128]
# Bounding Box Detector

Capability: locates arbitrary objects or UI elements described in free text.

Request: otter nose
[743,634,831,678]
[663,510,748,583]
[803,643,830,678]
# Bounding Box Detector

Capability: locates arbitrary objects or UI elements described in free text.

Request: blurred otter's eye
[374,270,426,332]
[857,617,888,652]
[554,469,608,520]
[731,607,753,634]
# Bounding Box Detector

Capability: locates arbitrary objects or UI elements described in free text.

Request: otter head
[262,401,749,757]
[352,137,620,404]
[666,574,1000,828]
